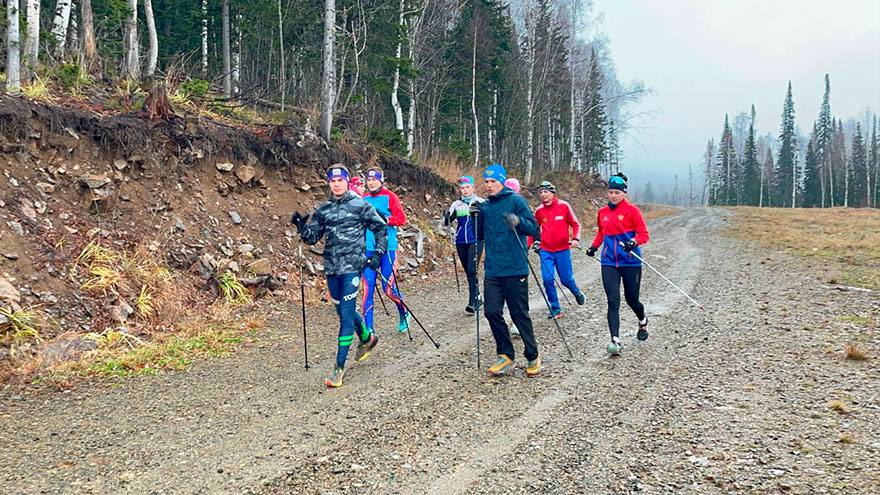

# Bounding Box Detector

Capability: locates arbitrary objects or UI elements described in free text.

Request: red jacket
[534,197,581,252]
[591,199,649,267]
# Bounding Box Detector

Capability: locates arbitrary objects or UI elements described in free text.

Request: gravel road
[2,207,878,494]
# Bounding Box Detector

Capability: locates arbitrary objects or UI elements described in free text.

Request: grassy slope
[726,207,880,290]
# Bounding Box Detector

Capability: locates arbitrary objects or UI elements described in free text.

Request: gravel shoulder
[1,208,877,495]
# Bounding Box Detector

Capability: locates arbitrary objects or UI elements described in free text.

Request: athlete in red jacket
[533,180,586,318]
[585,172,649,356]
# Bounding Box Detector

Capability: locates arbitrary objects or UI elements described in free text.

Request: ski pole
[619,241,704,310]
[375,271,440,348]
[506,218,574,358]
[473,215,482,370]
[389,267,414,342]
[298,244,310,369]
[573,245,602,265]
[451,233,461,294]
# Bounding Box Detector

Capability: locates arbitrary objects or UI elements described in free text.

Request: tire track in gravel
[423,207,718,494]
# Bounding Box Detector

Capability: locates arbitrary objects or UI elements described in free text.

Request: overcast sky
[593,0,880,192]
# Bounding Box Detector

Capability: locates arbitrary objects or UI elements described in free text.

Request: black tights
[601,265,646,339]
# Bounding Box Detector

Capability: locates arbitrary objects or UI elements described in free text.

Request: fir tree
[775,82,798,207]
[715,114,737,206]
[849,122,868,207]
[869,116,880,208]
[815,74,834,207]
[802,134,821,207]
[581,47,608,174]
[740,105,760,205]
[762,148,775,207]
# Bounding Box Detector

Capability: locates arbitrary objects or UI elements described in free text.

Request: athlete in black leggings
[586,173,649,355]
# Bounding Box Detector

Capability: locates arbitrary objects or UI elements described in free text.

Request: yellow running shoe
[325,366,345,388]
[355,333,378,363]
[487,354,514,376]
[526,356,542,377]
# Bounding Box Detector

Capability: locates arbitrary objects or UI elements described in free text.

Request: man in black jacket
[291,164,388,388]
[475,163,542,378]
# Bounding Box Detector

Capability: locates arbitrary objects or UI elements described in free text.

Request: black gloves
[622,240,637,252]
[290,212,309,233]
[469,202,482,216]
[530,241,541,253]
[504,213,520,228]
[443,210,452,226]
[586,246,597,257]
[367,252,383,271]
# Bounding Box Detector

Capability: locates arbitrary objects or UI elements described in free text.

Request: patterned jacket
[301,191,388,275]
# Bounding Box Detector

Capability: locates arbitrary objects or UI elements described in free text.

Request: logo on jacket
[618,214,625,221]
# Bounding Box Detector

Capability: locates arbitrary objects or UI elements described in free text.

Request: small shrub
[844,344,869,361]
[179,79,210,99]
[218,271,252,305]
[21,76,54,102]
[56,63,88,90]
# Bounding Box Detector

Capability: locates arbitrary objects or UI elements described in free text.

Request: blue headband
[458,175,475,186]
[367,170,384,182]
[327,166,350,181]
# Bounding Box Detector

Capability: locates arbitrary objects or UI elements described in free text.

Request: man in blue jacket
[474,163,542,377]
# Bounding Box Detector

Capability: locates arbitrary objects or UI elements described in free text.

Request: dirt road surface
[2,208,878,494]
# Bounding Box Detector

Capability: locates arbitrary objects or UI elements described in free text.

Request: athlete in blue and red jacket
[361,167,411,334]
[533,180,586,318]
[586,173,649,355]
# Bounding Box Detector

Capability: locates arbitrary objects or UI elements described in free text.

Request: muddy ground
[1,207,878,494]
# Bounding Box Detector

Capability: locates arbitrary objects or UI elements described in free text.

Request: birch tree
[390,0,406,142]
[23,0,39,82]
[144,0,159,76]
[123,0,140,79]
[202,0,209,76]
[50,0,73,58]
[5,0,21,93]
[320,0,336,141]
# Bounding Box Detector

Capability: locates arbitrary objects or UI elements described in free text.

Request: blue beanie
[482,163,507,183]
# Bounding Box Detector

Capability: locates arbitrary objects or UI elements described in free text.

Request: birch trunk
[488,87,497,162]
[406,77,416,157]
[233,13,241,94]
[524,40,535,184]
[470,22,479,168]
[201,0,208,76]
[5,0,21,93]
[50,0,73,58]
[144,0,158,76]
[277,0,285,110]
[81,0,99,75]
[319,0,336,141]
[123,0,140,79]
[222,0,231,97]
[390,0,405,140]
[844,159,849,207]
[23,0,39,82]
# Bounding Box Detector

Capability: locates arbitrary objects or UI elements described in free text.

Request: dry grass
[640,204,683,221]
[844,344,870,361]
[838,433,856,444]
[726,207,880,289]
[829,400,851,414]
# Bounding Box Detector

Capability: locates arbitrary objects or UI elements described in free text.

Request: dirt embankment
[0,95,461,383]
